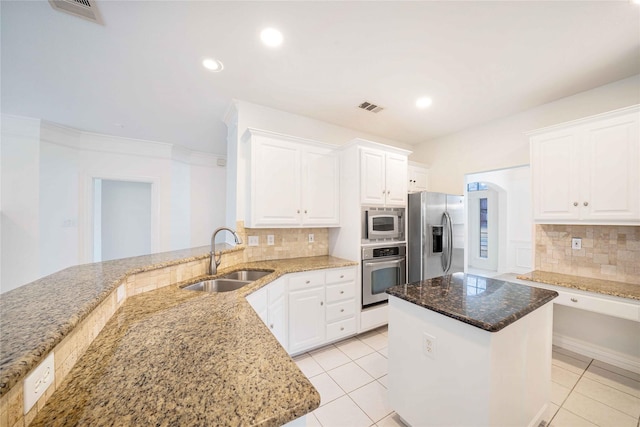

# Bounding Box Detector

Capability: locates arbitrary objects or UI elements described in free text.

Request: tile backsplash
[219,221,329,267]
[535,225,640,284]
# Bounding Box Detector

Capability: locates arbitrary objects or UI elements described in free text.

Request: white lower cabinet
[246,278,288,348]
[246,266,357,355]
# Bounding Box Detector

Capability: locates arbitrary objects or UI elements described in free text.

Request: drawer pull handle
[306,280,310,284]
[340,290,344,294]
[320,301,323,306]
[297,210,300,214]
[573,202,578,207]
[340,327,345,331]
[305,210,308,214]
[570,298,578,303]
[583,202,588,207]
[340,309,345,312]
[340,275,344,278]
[270,324,274,329]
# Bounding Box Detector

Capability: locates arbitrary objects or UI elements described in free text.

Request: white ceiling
[2,1,639,155]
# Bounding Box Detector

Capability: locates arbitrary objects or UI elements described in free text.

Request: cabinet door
[531,130,580,221]
[269,293,288,348]
[581,113,640,222]
[385,154,408,206]
[251,137,301,226]
[246,287,268,324]
[302,148,340,226]
[408,166,428,193]
[288,286,325,353]
[360,149,386,205]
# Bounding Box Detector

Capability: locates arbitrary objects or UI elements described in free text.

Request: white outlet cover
[571,237,582,250]
[308,233,314,243]
[117,284,126,303]
[24,352,55,413]
[423,332,436,360]
[267,235,275,246]
[248,236,259,246]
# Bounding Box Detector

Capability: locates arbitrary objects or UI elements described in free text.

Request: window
[480,198,488,258]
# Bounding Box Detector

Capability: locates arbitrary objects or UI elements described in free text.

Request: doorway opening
[93,179,152,262]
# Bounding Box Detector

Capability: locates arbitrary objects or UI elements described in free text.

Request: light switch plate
[267,235,275,246]
[308,233,314,243]
[248,236,259,246]
[24,352,55,413]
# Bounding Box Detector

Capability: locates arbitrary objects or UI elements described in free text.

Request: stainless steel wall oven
[361,243,406,308]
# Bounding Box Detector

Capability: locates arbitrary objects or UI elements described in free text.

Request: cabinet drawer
[288,271,325,291]
[327,316,356,341]
[326,268,356,284]
[326,282,355,303]
[555,291,640,322]
[326,299,356,322]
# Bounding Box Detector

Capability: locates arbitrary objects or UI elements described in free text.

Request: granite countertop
[516,270,640,301]
[0,245,240,398]
[386,273,558,332]
[28,256,356,426]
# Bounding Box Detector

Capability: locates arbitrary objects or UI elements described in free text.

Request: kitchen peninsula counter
[386,273,558,427]
[1,247,355,426]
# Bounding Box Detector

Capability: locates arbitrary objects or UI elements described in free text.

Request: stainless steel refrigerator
[407,192,465,282]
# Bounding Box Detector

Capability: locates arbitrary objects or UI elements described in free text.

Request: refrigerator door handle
[442,211,453,273]
[441,212,448,272]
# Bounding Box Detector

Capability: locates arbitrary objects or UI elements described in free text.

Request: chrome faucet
[210,227,243,275]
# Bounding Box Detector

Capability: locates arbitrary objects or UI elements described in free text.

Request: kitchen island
[386,273,558,427]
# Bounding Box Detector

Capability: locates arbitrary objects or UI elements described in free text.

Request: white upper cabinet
[244,129,340,228]
[360,148,408,206]
[408,163,429,193]
[530,106,639,224]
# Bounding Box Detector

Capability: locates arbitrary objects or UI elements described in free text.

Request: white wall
[0,116,226,293]
[413,74,640,194]
[1,116,41,289]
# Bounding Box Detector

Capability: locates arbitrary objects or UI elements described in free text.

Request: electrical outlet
[117,284,126,303]
[308,233,314,243]
[248,236,259,246]
[267,235,275,246]
[571,237,582,250]
[24,352,55,413]
[423,332,436,360]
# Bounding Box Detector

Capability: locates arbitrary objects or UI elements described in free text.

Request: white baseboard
[553,333,640,374]
[360,303,388,332]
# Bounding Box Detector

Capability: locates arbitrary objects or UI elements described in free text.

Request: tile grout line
[550,358,594,426]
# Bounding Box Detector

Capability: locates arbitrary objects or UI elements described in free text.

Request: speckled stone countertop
[386,273,558,332]
[0,243,236,398]
[517,270,640,301]
[29,256,356,426]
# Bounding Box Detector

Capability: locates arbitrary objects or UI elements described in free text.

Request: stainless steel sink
[181,270,273,292]
[182,279,250,293]
[220,270,273,281]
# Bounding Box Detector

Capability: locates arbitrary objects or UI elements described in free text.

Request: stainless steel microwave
[362,207,405,242]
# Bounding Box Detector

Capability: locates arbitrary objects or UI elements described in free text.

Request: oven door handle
[362,258,405,269]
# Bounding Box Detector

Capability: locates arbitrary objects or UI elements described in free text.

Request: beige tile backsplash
[535,225,640,284]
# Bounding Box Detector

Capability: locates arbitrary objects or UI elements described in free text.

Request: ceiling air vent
[358,101,384,114]
[49,0,101,24]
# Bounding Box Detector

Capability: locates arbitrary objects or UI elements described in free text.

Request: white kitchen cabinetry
[246,278,288,348]
[243,129,340,227]
[408,163,428,193]
[246,266,358,355]
[530,105,640,224]
[360,148,408,206]
[288,271,326,353]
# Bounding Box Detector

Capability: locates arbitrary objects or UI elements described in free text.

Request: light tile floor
[293,326,640,427]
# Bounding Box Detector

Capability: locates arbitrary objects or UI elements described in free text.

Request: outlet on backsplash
[535,225,640,284]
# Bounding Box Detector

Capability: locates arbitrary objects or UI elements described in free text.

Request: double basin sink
[182,269,273,292]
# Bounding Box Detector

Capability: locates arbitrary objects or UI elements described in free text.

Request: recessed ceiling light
[260,27,283,47]
[202,58,224,72]
[416,97,433,109]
